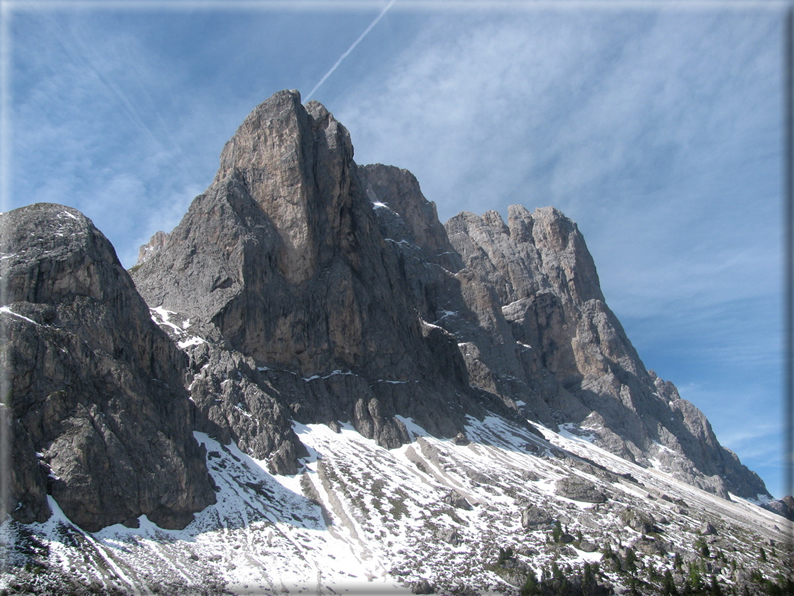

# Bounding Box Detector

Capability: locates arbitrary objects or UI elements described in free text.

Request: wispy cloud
[10,10,242,265]
[336,9,781,316]
[8,3,785,496]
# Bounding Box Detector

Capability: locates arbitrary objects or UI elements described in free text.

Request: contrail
[306,0,396,101]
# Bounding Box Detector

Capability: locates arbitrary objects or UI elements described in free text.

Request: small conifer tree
[710,575,723,596]
[552,520,562,543]
[583,562,593,588]
[520,569,539,596]
[497,546,514,565]
[689,561,704,593]
[662,569,678,596]
[624,547,637,574]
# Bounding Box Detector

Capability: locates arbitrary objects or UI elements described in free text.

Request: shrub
[497,546,514,565]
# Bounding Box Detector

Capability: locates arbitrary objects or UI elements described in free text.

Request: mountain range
[0,90,789,595]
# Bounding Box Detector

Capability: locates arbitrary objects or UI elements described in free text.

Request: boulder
[521,504,553,528]
[411,579,434,594]
[555,477,607,503]
[442,490,472,510]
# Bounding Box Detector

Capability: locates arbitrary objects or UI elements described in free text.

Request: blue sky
[3,1,787,498]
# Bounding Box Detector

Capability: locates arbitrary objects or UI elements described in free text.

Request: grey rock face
[135,230,168,266]
[132,91,505,459]
[443,206,769,499]
[762,495,794,521]
[358,163,464,273]
[0,204,216,532]
[129,89,766,501]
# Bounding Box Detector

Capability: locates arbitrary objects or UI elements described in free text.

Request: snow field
[2,413,789,594]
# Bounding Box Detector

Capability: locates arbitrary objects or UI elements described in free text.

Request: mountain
[130,89,766,501]
[0,90,788,595]
[0,204,216,532]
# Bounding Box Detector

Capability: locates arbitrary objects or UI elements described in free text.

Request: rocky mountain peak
[525,205,604,304]
[446,205,604,308]
[1,91,784,596]
[131,91,768,501]
[213,89,354,285]
[0,204,215,532]
[131,94,494,462]
[136,229,168,266]
[357,163,464,272]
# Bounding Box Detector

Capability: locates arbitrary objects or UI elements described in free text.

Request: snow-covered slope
[2,414,789,595]
[2,92,787,595]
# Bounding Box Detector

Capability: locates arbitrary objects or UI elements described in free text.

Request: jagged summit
[1,90,784,595]
[131,89,500,471]
[129,90,767,501]
[443,204,767,499]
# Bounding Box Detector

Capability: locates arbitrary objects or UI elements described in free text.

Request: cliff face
[129,89,766,500]
[0,204,216,532]
[3,90,767,540]
[131,91,503,474]
[443,206,767,498]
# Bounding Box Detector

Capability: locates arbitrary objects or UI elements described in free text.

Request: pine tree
[709,575,723,596]
[551,561,563,582]
[583,562,594,589]
[662,569,679,596]
[552,520,562,543]
[497,546,512,565]
[624,547,637,574]
[520,569,539,596]
[688,562,704,593]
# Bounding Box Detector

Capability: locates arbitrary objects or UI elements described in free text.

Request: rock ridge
[4,90,767,539]
[0,203,216,531]
[130,90,768,500]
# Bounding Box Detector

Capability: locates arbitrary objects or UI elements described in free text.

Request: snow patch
[558,422,597,443]
[394,415,429,440]
[177,336,205,349]
[0,306,38,325]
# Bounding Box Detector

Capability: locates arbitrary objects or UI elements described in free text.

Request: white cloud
[335,8,781,311]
